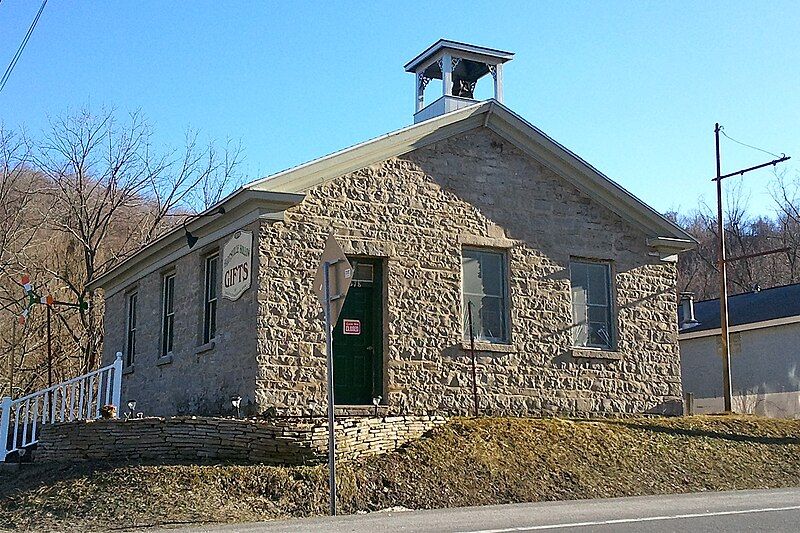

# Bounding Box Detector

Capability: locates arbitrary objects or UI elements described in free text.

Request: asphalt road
[159,487,800,532]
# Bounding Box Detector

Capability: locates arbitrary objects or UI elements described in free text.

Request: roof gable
[247,100,695,250]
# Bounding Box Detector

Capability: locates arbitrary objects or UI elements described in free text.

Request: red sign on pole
[343,319,361,335]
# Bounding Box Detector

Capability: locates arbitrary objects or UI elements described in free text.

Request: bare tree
[0,108,243,395]
[677,178,795,301]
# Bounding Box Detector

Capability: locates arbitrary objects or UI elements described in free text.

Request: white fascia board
[679,315,800,340]
[88,189,304,294]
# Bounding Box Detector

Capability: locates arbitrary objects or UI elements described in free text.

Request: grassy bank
[2,415,800,531]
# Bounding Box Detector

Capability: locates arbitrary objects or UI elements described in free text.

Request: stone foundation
[35,415,447,465]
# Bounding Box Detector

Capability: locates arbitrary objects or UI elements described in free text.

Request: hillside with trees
[0,108,241,398]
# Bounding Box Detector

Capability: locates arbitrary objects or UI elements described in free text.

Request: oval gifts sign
[222,230,252,301]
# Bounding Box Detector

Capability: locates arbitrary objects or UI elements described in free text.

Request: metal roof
[679,283,800,333]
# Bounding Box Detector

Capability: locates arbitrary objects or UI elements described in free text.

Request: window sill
[571,347,622,360]
[156,354,173,366]
[461,341,517,354]
[122,364,135,375]
[194,341,216,355]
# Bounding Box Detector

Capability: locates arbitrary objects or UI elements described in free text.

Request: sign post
[313,234,352,516]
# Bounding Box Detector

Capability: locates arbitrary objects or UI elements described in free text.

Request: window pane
[162,274,175,355]
[587,264,609,305]
[166,276,175,314]
[207,256,218,300]
[126,293,137,366]
[209,300,217,340]
[573,319,588,346]
[588,305,607,324]
[570,261,613,349]
[479,296,505,340]
[589,322,612,348]
[130,294,137,329]
[462,254,483,295]
[204,256,218,343]
[462,248,508,343]
[479,253,504,297]
[571,284,587,309]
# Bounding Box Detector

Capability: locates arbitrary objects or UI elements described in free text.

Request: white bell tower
[404,40,514,123]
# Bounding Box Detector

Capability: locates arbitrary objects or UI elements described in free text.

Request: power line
[719,126,783,160]
[0,0,48,94]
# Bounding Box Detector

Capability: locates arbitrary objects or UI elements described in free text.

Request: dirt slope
[2,415,799,532]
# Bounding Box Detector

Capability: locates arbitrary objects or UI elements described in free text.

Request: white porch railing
[0,352,123,462]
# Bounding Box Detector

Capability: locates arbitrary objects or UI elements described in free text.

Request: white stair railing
[0,352,122,462]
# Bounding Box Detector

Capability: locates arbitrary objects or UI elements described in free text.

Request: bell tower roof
[406,40,514,123]
[404,39,514,73]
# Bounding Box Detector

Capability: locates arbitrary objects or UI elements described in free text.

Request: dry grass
[2,415,800,531]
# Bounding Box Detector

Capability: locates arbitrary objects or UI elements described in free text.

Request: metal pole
[467,301,478,417]
[46,304,53,390]
[324,260,337,516]
[9,319,16,398]
[715,123,733,413]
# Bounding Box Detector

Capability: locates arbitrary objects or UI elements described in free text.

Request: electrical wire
[0,0,48,94]
[719,126,784,159]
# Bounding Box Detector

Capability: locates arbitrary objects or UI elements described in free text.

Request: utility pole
[713,123,790,412]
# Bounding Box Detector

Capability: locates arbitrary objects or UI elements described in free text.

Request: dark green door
[333,258,383,405]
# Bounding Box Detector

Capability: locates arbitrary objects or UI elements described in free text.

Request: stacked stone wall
[35,416,446,465]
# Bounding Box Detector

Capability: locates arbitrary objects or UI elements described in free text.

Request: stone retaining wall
[35,415,446,465]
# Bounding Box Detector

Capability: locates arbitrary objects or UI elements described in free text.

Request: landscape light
[231,395,242,418]
[372,396,382,417]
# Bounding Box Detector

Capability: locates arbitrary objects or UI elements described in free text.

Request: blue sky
[1,1,798,217]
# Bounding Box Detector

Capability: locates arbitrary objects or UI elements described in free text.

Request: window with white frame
[570,260,614,349]
[462,248,509,343]
[203,254,219,343]
[161,273,176,356]
[125,292,137,367]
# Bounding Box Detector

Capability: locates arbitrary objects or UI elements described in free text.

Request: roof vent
[405,39,513,124]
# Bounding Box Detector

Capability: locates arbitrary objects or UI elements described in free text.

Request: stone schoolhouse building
[89,41,696,419]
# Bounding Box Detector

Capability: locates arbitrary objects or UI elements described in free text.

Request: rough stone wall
[101,221,261,417]
[35,416,446,464]
[256,127,682,417]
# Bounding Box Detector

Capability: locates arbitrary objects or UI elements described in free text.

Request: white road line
[459,504,800,532]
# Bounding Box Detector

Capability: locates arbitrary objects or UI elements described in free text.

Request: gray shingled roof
[679,283,800,333]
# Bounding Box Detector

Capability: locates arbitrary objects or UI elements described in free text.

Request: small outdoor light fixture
[231,395,242,418]
[308,398,318,420]
[184,206,226,249]
[372,396,382,417]
[126,399,136,419]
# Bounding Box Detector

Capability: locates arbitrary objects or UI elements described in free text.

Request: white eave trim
[87,189,304,294]
[247,101,490,193]
[679,314,800,340]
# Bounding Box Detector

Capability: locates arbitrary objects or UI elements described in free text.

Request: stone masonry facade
[36,415,447,465]
[256,127,682,417]
[101,126,682,419]
[102,221,261,417]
